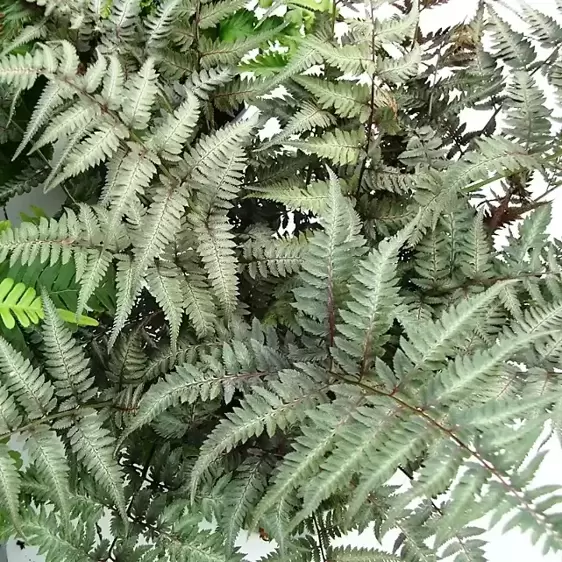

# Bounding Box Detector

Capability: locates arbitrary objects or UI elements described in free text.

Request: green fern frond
[0,382,22,434]
[248,179,330,214]
[330,546,401,562]
[488,7,536,68]
[185,67,235,100]
[193,213,239,314]
[119,363,262,444]
[148,90,199,159]
[293,172,365,338]
[285,129,365,166]
[333,223,414,376]
[199,0,247,30]
[294,76,369,119]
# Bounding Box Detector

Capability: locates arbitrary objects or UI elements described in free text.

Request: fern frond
[146,0,184,47]
[41,294,96,409]
[105,146,158,234]
[285,129,364,166]
[0,277,43,329]
[119,363,261,444]
[242,233,305,279]
[488,7,536,68]
[504,71,551,147]
[30,103,99,154]
[101,55,125,110]
[148,91,199,159]
[199,0,247,30]
[119,57,159,130]
[77,249,113,317]
[26,427,71,520]
[248,180,329,214]
[330,546,401,562]
[0,443,21,526]
[13,82,66,161]
[377,46,421,84]
[251,397,362,530]
[0,336,55,419]
[190,368,326,500]
[68,411,128,522]
[222,458,267,552]
[110,0,140,40]
[260,101,335,149]
[51,122,128,188]
[293,172,365,338]
[109,255,137,348]
[146,265,184,351]
[132,179,187,278]
[294,76,369,119]
[181,266,217,338]
[194,213,239,314]
[333,223,414,376]
[304,35,375,75]
[0,382,22,433]
[186,67,234,100]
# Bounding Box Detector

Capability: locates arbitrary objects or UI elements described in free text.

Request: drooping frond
[222,458,268,552]
[146,265,185,351]
[67,411,128,522]
[26,428,71,520]
[0,443,21,526]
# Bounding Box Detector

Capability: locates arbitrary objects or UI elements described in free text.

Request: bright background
[4,0,562,560]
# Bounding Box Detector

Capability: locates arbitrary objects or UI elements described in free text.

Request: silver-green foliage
[1,1,562,562]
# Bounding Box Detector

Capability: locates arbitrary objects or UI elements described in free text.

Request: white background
[5,0,562,560]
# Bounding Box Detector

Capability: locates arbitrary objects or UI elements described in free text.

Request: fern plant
[0,0,562,561]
